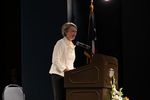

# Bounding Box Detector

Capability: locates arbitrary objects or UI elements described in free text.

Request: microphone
[76,41,91,50]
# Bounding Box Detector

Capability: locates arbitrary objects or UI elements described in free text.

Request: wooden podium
[64,53,118,100]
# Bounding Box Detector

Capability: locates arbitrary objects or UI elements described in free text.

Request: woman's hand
[64,67,70,72]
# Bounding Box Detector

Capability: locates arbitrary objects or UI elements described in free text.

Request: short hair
[61,22,77,36]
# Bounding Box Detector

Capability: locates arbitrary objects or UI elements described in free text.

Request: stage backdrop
[21,0,67,100]
[4,0,149,100]
[21,0,122,100]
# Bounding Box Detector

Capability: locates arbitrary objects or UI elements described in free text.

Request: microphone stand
[83,48,94,64]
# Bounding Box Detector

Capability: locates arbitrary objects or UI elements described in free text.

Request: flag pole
[85,0,95,64]
[84,0,97,64]
[90,0,94,13]
[89,0,96,56]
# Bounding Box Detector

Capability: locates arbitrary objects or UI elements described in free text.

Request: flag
[87,0,97,55]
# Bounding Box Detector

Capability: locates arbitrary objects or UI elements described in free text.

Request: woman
[49,22,77,100]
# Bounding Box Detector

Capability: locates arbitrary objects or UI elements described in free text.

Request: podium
[64,53,118,100]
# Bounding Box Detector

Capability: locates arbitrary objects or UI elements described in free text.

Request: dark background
[4,0,149,100]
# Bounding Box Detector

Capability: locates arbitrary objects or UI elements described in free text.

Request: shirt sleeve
[52,41,66,72]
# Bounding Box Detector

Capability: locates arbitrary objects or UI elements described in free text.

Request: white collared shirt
[49,37,76,77]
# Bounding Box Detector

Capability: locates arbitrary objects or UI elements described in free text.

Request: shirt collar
[63,37,75,48]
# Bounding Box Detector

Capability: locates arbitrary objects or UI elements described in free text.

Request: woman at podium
[49,22,77,100]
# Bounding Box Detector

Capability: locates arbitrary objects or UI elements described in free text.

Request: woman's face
[66,26,77,41]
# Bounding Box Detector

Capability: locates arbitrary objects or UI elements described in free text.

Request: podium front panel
[64,54,118,100]
[66,88,111,100]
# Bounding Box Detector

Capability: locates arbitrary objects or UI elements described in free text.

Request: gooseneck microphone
[76,41,91,50]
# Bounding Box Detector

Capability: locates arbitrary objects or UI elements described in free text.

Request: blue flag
[87,0,97,55]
